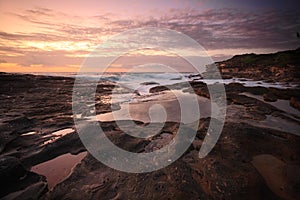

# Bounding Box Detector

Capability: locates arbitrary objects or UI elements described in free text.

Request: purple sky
[0,0,299,72]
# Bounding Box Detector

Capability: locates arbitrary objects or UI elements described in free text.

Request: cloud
[25,7,54,16]
[1,7,300,71]
[0,59,7,63]
[155,8,300,50]
[0,31,72,42]
[13,7,300,50]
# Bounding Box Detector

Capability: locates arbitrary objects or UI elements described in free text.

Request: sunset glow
[0,0,299,72]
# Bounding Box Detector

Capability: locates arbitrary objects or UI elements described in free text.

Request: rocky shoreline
[0,72,299,199]
[215,48,300,83]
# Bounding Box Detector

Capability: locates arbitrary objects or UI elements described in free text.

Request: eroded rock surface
[0,72,299,199]
[46,120,300,199]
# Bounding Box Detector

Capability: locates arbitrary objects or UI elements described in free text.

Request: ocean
[28,72,299,96]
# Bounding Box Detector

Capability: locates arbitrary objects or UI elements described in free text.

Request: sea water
[29,72,299,96]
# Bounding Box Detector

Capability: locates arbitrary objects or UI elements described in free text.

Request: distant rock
[170,76,182,80]
[133,90,141,96]
[216,48,300,83]
[0,156,48,199]
[140,81,159,85]
[149,86,170,93]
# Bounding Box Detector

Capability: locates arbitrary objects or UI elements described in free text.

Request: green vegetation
[221,47,300,67]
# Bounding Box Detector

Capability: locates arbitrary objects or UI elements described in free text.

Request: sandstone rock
[252,154,300,200]
[263,93,277,102]
[221,74,233,79]
[140,81,159,85]
[7,116,34,132]
[170,76,182,80]
[216,48,300,83]
[290,97,300,110]
[0,156,48,198]
[149,85,170,93]
[285,164,300,197]
[264,79,275,83]
[192,139,202,151]
[1,71,300,199]
[0,156,26,185]
[2,182,48,200]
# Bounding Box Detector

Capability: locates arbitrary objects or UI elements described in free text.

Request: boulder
[0,156,48,198]
[0,156,26,185]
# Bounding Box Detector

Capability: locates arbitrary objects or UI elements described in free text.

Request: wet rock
[183,81,210,98]
[290,97,300,110]
[46,153,207,200]
[285,164,300,197]
[188,73,202,79]
[263,93,277,102]
[133,90,141,96]
[21,131,85,168]
[216,48,300,83]
[144,133,173,152]
[252,154,300,200]
[170,76,182,80]
[149,85,170,93]
[222,74,233,79]
[0,156,48,198]
[149,81,191,93]
[2,182,48,200]
[190,152,271,199]
[264,79,275,83]
[45,120,300,199]
[0,156,26,184]
[1,72,300,199]
[192,139,202,151]
[140,81,159,85]
[6,116,34,132]
[0,123,18,153]
[228,94,259,106]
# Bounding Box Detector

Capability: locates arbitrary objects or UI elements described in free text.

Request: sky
[0,0,299,72]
